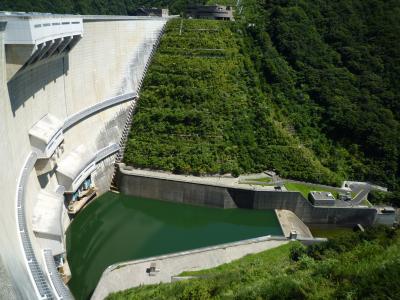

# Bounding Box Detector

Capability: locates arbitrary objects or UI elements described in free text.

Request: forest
[124,18,339,185]
[0,0,203,15]
[1,0,399,193]
[124,0,400,193]
[247,0,400,191]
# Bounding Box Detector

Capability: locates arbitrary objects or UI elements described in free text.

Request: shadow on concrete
[227,188,255,209]
[8,56,69,116]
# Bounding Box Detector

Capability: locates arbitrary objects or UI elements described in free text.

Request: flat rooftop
[310,191,335,201]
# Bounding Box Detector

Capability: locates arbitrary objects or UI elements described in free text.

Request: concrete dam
[0,11,382,300]
[0,12,167,299]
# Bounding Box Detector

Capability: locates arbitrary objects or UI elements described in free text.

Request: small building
[309,191,336,206]
[186,4,235,21]
[133,8,169,18]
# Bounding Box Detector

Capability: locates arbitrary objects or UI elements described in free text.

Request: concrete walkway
[119,165,277,191]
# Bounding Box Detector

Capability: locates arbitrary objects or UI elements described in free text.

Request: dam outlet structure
[0,11,168,299]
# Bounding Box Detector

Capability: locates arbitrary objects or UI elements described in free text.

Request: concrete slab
[276,209,313,238]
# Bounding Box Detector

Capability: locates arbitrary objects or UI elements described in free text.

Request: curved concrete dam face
[0,12,167,299]
[66,192,283,299]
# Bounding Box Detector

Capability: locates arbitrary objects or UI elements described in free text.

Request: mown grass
[284,182,339,199]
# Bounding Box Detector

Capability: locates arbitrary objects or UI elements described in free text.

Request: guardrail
[16,152,55,299]
[63,92,137,130]
[43,249,73,300]
[95,143,120,163]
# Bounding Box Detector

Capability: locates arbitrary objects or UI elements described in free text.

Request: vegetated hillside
[243,0,400,191]
[4,0,399,191]
[107,226,400,299]
[0,0,204,15]
[125,0,400,193]
[124,18,339,184]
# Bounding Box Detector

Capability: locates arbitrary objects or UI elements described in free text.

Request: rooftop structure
[1,11,83,76]
[308,191,335,206]
[56,145,96,193]
[133,8,169,18]
[32,189,65,255]
[28,114,64,159]
[186,4,235,21]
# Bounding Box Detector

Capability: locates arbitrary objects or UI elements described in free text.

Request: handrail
[95,143,120,163]
[63,92,137,130]
[43,249,73,300]
[16,152,55,299]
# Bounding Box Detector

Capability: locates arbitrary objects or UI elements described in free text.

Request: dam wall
[117,165,377,227]
[0,13,167,299]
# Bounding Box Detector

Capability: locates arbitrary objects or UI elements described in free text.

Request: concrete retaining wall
[91,236,288,300]
[118,167,377,227]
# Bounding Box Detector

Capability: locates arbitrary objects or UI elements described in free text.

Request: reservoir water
[66,192,283,299]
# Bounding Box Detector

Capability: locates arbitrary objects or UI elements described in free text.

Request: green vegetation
[0,0,190,15]
[125,0,400,194]
[284,182,339,199]
[6,0,400,194]
[251,177,272,183]
[107,226,400,299]
[309,226,353,239]
[0,1,222,15]
[124,18,339,185]
[241,0,400,192]
[369,190,400,207]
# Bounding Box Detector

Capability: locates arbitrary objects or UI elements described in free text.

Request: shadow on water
[7,56,69,116]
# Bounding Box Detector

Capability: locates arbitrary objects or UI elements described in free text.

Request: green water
[66,192,283,299]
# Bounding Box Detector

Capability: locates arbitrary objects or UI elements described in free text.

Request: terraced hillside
[124,18,339,185]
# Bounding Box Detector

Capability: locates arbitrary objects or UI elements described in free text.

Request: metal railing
[16,152,55,299]
[95,143,120,163]
[43,249,73,300]
[63,92,137,130]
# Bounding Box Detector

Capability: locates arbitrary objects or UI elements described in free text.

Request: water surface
[66,192,282,299]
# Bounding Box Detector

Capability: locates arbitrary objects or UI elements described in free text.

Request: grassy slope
[107,227,400,299]
[284,182,339,199]
[124,18,339,185]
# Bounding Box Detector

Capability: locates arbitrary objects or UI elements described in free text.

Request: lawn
[284,182,339,199]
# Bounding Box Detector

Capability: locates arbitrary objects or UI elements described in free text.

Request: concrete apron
[91,235,289,300]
